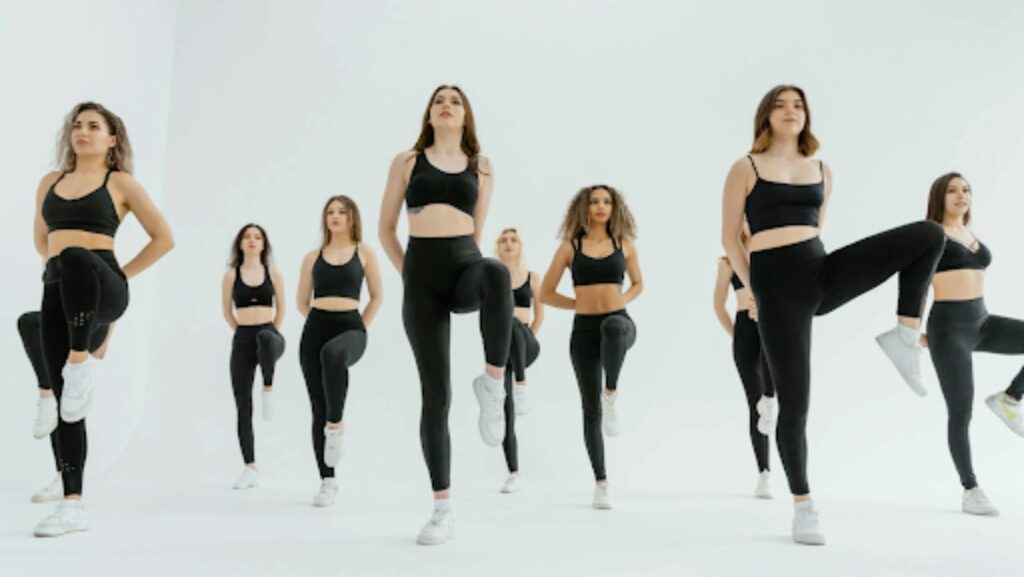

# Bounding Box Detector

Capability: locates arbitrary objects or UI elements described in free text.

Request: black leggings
[749,222,944,495]
[402,236,513,492]
[927,298,1024,489]
[40,249,129,496]
[732,311,774,473]
[570,310,636,481]
[502,320,541,473]
[18,311,108,473]
[300,309,366,479]
[229,323,285,464]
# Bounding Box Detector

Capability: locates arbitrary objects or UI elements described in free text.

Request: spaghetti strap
[51,172,67,188]
[102,170,113,186]
[817,159,824,177]
[746,154,760,178]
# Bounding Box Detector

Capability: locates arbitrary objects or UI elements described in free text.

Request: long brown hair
[321,195,362,247]
[926,172,970,225]
[558,184,638,242]
[412,85,485,174]
[750,85,819,157]
[230,223,272,268]
[56,102,134,174]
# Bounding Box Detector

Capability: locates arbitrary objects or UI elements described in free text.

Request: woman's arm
[34,173,60,258]
[529,270,545,334]
[713,258,734,337]
[539,241,576,310]
[295,251,316,318]
[378,152,415,273]
[115,173,175,278]
[270,266,286,329]
[473,156,494,245]
[621,239,644,305]
[721,158,753,288]
[222,270,238,330]
[360,243,385,328]
[817,161,833,230]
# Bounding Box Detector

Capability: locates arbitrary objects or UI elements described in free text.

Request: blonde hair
[494,227,525,271]
[56,102,134,174]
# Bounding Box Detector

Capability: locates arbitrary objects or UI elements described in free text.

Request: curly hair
[557,184,637,242]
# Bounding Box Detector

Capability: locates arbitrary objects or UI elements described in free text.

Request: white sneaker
[755,395,777,436]
[60,357,99,423]
[31,475,63,504]
[755,471,773,499]
[985,393,1024,437]
[962,487,999,516]
[472,374,506,447]
[875,325,927,396]
[501,473,522,494]
[262,389,274,422]
[324,426,344,468]
[416,505,454,545]
[232,466,259,490]
[312,478,338,508]
[601,391,620,437]
[513,384,530,416]
[33,395,59,439]
[34,499,88,538]
[593,484,612,510]
[792,500,826,545]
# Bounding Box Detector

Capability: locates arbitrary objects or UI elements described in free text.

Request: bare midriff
[734,286,752,311]
[932,270,985,302]
[47,230,114,258]
[408,205,475,238]
[748,226,820,253]
[312,297,360,313]
[236,306,274,326]
[575,285,626,315]
[513,307,531,324]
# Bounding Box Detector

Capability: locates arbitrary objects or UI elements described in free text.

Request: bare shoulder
[108,171,142,191]
[269,265,284,280]
[730,155,756,177]
[392,150,417,168]
[477,154,494,176]
[302,249,320,266]
[358,242,377,257]
[39,171,62,190]
[224,268,237,282]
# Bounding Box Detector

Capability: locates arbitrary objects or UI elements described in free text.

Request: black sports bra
[513,275,532,308]
[936,236,991,273]
[234,265,274,308]
[313,246,364,300]
[405,153,478,217]
[744,155,824,235]
[571,236,625,287]
[42,171,122,238]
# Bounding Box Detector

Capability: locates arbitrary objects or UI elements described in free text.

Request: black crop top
[571,237,626,286]
[42,171,122,238]
[405,153,478,217]
[313,246,364,300]
[513,275,532,308]
[936,237,991,273]
[234,265,274,308]
[744,155,824,235]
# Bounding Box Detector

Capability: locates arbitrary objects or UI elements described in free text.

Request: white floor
[3,477,1018,577]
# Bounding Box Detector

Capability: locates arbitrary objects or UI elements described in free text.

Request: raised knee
[482,259,511,292]
[915,220,945,245]
[58,246,92,267]
[17,311,40,335]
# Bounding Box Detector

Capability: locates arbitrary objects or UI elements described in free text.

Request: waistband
[407,235,476,248]
[235,322,276,333]
[928,297,987,319]
[573,309,630,330]
[749,237,824,268]
[307,308,365,327]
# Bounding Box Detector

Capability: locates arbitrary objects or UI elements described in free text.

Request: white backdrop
[3,0,1024,572]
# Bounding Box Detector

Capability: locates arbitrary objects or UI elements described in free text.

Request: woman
[378,85,512,545]
[721,85,945,545]
[539,184,642,510]
[221,224,286,490]
[921,172,1024,517]
[32,102,174,537]
[297,196,382,508]
[495,227,544,493]
[713,223,776,499]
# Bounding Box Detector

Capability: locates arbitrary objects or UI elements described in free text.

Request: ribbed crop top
[405,153,478,217]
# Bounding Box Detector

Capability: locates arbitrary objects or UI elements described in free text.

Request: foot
[601,391,620,437]
[324,426,345,468]
[32,395,59,439]
[962,487,999,516]
[792,500,826,545]
[60,357,99,423]
[755,395,777,436]
[262,389,274,422]
[755,471,773,500]
[985,393,1024,437]
[232,466,259,490]
[593,483,612,510]
[312,478,338,508]
[513,384,530,416]
[34,499,89,538]
[472,373,506,447]
[875,325,927,396]
[501,473,522,494]
[31,475,63,504]
[416,505,454,545]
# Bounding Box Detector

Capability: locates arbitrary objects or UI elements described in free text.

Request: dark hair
[926,172,970,225]
[557,184,638,242]
[322,195,362,247]
[230,224,272,268]
[750,85,819,157]
[412,85,486,174]
[57,101,134,173]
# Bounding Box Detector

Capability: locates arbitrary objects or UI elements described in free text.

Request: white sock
[897,324,920,347]
[795,499,815,512]
[433,498,451,512]
[482,373,503,389]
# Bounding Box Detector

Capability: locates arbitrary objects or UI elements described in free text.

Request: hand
[919,333,928,348]
[746,296,759,322]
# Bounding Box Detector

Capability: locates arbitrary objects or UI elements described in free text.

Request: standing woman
[712,223,776,499]
[921,172,1024,517]
[221,224,286,490]
[32,102,174,537]
[539,185,642,510]
[378,85,512,545]
[297,196,383,508]
[495,228,544,493]
[721,85,944,545]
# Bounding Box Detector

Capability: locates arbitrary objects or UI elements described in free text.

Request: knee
[481,259,511,294]
[17,311,40,336]
[57,247,93,271]
[947,402,973,428]
[914,220,946,247]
